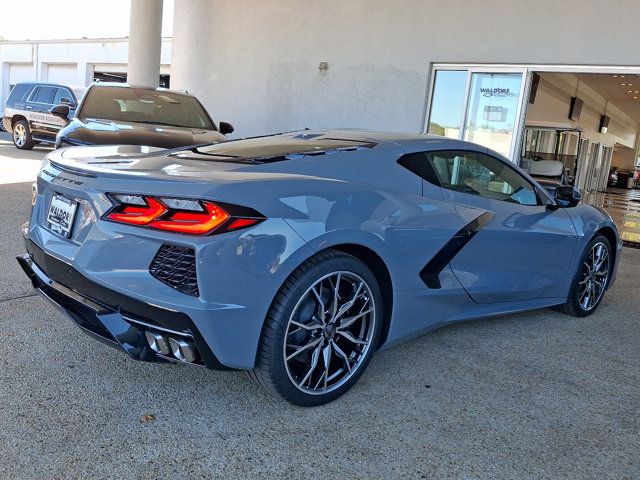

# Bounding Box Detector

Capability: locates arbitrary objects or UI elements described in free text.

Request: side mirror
[554,186,582,208]
[219,121,234,135]
[50,104,70,120]
[60,97,74,107]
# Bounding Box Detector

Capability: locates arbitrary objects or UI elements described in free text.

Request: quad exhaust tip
[168,337,198,363]
[145,330,198,364]
[145,331,171,356]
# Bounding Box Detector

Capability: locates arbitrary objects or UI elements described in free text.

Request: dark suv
[2,82,86,150]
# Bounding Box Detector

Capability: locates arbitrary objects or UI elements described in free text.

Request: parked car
[2,82,86,149]
[54,83,233,149]
[17,130,621,406]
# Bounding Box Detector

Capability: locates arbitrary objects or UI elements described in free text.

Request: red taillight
[226,218,261,230]
[106,197,167,225]
[150,202,230,235]
[104,194,264,235]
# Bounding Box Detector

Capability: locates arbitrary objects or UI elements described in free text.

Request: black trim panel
[21,240,231,370]
[396,152,442,187]
[420,212,495,289]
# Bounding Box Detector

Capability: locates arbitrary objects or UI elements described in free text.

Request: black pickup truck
[2,82,86,150]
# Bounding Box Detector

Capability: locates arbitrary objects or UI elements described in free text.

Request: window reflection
[463,73,522,157]
[429,151,538,206]
[427,70,467,139]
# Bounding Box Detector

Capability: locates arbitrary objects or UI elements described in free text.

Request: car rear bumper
[17,241,231,370]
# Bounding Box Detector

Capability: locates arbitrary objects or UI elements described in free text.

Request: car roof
[88,82,194,97]
[14,81,83,89]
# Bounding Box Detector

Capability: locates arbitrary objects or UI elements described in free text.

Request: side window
[428,151,539,206]
[28,86,40,102]
[7,84,31,102]
[53,88,75,106]
[31,86,56,104]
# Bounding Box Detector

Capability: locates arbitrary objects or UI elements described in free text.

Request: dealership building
[1,0,639,241]
[0,37,172,99]
[167,0,640,193]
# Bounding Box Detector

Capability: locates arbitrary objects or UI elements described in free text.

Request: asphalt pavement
[0,147,638,479]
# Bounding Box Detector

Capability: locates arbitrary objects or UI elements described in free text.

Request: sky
[0,0,174,40]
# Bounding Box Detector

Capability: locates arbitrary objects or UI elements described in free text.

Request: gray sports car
[17,130,621,406]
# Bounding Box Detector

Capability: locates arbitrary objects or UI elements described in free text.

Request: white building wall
[171,0,640,138]
[0,38,172,106]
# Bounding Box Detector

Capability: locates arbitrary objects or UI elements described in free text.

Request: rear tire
[555,234,612,317]
[12,120,35,150]
[250,250,382,406]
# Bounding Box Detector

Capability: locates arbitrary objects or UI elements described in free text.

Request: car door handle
[25,105,33,109]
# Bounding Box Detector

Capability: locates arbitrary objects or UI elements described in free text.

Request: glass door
[575,138,591,190]
[426,66,528,161]
[598,146,613,191]
[426,70,467,140]
[463,72,524,158]
[585,143,602,192]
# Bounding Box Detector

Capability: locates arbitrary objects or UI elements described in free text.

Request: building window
[463,73,523,158]
[425,66,527,161]
[426,70,467,140]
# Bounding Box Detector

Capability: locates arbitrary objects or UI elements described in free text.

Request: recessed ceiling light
[621,75,626,78]
[613,75,618,77]
[621,83,626,86]
[635,96,638,99]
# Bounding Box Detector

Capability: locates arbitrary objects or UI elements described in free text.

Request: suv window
[7,84,31,103]
[53,88,75,106]
[428,150,539,206]
[31,86,56,104]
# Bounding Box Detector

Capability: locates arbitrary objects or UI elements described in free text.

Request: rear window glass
[7,84,31,103]
[193,135,375,162]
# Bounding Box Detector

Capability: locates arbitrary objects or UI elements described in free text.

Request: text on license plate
[46,194,78,238]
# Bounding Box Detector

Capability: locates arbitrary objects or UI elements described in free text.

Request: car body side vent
[149,245,199,296]
[420,212,495,289]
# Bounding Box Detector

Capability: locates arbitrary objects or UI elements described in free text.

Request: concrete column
[79,62,94,86]
[0,63,9,107]
[127,0,163,87]
[171,0,214,96]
